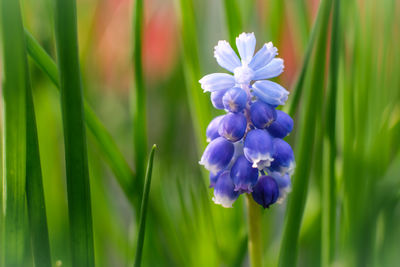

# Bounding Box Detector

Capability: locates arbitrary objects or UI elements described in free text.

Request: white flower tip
[214,40,230,51]
[212,196,234,208]
[237,32,255,40]
[265,42,278,54]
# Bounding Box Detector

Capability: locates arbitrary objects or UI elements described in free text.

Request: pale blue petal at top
[253,58,284,80]
[252,80,289,106]
[214,40,241,72]
[199,73,235,92]
[249,42,278,71]
[236,32,256,64]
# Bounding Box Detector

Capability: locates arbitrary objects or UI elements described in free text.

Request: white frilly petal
[199,73,235,92]
[253,58,284,80]
[249,42,278,71]
[252,80,289,106]
[214,40,241,72]
[236,32,256,64]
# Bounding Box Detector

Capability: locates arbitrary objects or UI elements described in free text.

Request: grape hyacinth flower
[199,32,295,209]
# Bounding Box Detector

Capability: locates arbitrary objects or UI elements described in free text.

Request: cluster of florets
[199,32,295,208]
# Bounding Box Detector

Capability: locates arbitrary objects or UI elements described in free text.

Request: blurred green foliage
[1,0,400,266]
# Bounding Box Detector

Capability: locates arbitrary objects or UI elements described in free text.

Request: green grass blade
[25,67,52,267]
[134,145,157,267]
[178,0,211,150]
[132,0,147,201]
[24,30,136,204]
[24,30,59,87]
[265,0,284,42]
[321,0,341,266]
[278,0,333,266]
[1,0,27,265]
[54,0,95,265]
[287,0,326,117]
[223,0,243,45]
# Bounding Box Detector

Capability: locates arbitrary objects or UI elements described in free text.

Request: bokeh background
[1,0,400,266]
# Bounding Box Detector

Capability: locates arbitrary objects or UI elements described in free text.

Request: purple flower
[206,115,224,142]
[211,89,228,109]
[244,129,274,170]
[267,110,293,138]
[212,171,239,208]
[231,155,259,193]
[199,137,234,175]
[252,80,289,106]
[199,32,294,209]
[223,87,247,113]
[218,112,247,142]
[269,138,295,176]
[252,176,279,208]
[269,171,292,204]
[250,101,277,129]
[209,172,220,188]
[199,32,285,101]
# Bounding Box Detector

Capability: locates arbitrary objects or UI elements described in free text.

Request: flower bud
[212,171,239,208]
[206,115,224,142]
[267,110,293,138]
[230,155,259,193]
[244,129,274,169]
[211,89,228,109]
[222,87,247,113]
[250,101,277,129]
[269,138,295,175]
[218,112,247,142]
[200,137,234,175]
[251,175,279,208]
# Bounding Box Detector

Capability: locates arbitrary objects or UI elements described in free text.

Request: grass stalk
[321,0,341,266]
[24,30,136,204]
[0,0,27,265]
[25,70,52,267]
[278,0,333,266]
[223,0,243,45]
[53,0,95,265]
[287,0,327,117]
[134,145,157,267]
[132,0,147,203]
[178,0,211,150]
[246,195,262,267]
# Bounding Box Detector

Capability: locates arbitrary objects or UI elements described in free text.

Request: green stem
[246,195,263,267]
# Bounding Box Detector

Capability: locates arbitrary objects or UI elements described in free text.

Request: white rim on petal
[212,195,235,208]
